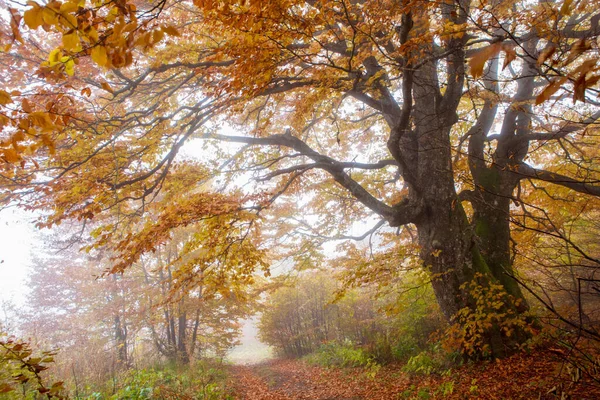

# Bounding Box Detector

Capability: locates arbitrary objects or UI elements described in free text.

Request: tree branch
[516,163,600,196]
[206,131,420,226]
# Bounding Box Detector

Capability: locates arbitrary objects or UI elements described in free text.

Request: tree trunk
[114,314,128,367]
[403,60,531,358]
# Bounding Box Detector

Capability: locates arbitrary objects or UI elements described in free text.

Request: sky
[0,208,37,306]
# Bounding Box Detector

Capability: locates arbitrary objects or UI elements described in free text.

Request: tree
[2,0,600,357]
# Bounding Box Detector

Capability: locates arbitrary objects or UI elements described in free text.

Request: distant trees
[259,271,443,361]
[22,224,255,388]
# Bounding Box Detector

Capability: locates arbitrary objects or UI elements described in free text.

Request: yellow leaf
[85,27,99,43]
[0,90,13,105]
[48,48,62,66]
[162,25,181,37]
[61,13,78,30]
[91,46,108,67]
[62,31,80,51]
[65,59,75,76]
[152,29,165,44]
[23,3,44,30]
[59,1,78,14]
[42,7,58,25]
[3,148,20,163]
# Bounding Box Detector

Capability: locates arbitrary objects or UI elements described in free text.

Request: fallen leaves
[229,350,600,400]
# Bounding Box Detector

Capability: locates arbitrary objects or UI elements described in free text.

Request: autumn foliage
[1,0,600,397]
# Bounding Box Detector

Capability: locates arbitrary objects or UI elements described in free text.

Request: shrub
[401,344,458,376]
[0,332,65,399]
[303,341,373,368]
[82,360,232,399]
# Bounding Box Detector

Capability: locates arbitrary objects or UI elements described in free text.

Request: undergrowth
[77,360,232,399]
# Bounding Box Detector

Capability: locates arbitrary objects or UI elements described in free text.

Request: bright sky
[0,208,36,306]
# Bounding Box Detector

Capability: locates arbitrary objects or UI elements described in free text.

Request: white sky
[0,208,36,306]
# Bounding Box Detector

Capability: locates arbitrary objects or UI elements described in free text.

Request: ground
[228,350,600,399]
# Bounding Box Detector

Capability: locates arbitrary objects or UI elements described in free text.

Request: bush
[79,360,232,399]
[303,341,374,368]
[0,332,65,399]
[392,336,421,361]
[401,345,459,376]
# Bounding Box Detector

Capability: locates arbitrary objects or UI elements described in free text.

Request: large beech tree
[1,0,600,356]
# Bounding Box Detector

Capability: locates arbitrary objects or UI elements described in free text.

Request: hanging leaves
[469,43,516,78]
[535,77,568,105]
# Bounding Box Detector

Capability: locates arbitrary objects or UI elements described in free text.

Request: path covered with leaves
[229,351,600,399]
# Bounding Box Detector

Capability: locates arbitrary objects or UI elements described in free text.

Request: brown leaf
[565,39,591,65]
[573,74,587,103]
[469,43,502,78]
[537,44,556,66]
[502,44,516,70]
[535,77,567,105]
[101,82,114,94]
[22,98,32,113]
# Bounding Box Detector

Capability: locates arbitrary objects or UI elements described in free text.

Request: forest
[0,0,599,398]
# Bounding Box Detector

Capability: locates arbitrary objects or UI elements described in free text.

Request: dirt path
[229,359,407,400]
[228,352,600,400]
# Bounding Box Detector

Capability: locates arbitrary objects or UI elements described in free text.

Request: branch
[205,131,420,226]
[468,57,499,180]
[516,163,600,196]
[299,219,386,241]
[257,159,398,181]
[506,273,600,340]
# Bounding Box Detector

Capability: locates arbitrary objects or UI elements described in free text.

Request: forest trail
[229,359,385,399]
[228,352,600,400]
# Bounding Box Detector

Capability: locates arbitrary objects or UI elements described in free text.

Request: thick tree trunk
[403,61,531,358]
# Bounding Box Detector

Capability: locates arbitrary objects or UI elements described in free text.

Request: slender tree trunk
[177,306,189,364]
[114,314,128,366]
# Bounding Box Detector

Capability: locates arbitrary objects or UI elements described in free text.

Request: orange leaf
[469,43,502,78]
[537,44,556,65]
[101,82,114,94]
[535,77,567,105]
[3,148,20,163]
[0,90,13,105]
[501,44,516,71]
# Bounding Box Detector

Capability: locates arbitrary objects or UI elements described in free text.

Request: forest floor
[228,350,600,399]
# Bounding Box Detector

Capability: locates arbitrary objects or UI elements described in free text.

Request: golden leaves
[62,31,79,51]
[469,43,516,78]
[23,2,44,30]
[91,46,108,67]
[0,90,13,105]
[535,42,599,105]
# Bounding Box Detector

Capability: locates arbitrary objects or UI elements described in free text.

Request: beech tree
[1,0,600,357]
